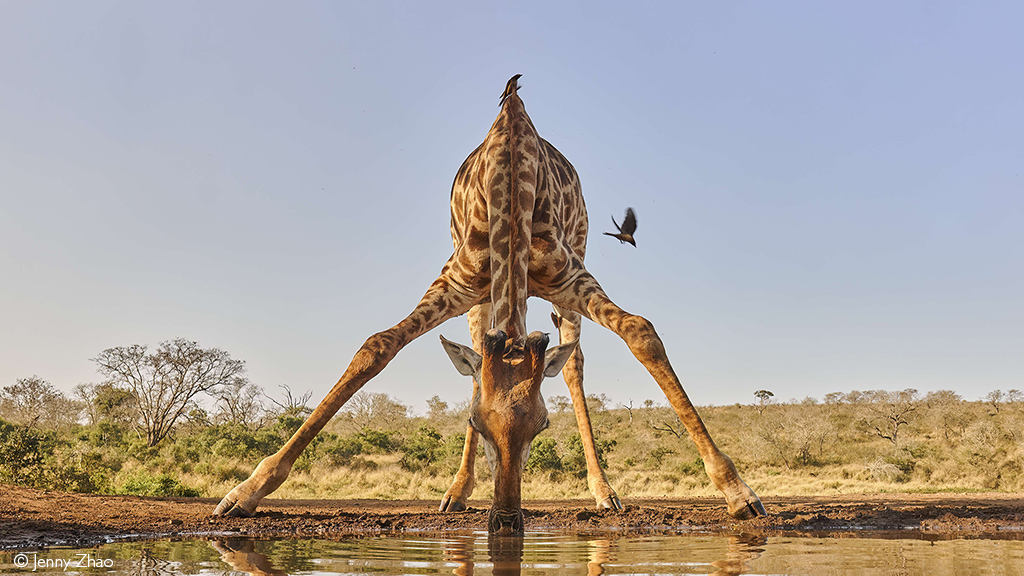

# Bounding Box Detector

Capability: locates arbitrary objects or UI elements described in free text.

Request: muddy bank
[3,484,1024,549]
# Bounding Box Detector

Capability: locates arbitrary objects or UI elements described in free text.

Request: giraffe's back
[448,82,588,341]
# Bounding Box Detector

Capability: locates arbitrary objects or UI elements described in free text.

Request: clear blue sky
[2,2,1021,414]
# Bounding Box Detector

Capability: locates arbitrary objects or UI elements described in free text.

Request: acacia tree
[858,389,921,451]
[92,338,246,446]
[754,389,775,416]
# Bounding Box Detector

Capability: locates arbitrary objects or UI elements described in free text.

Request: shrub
[45,446,110,493]
[562,433,615,479]
[114,470,200,497]
[319,433,365,466]
[399,427,442,472]
[173,423,283,464]
[0,419,54,487]
[357,428,402,453]
[677,457,704,476]
[647,446,674,468]
[526,437,562,473]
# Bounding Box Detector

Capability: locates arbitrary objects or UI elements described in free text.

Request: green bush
[526,437,562,473]
[318,433,364,466]
[399,426,442,472]
[357,428,402,453]
[171,423,283,464]
[562,433,616,479]
[0,418,54,487]
[677,457,704,476]
[45,446,110,493]
[114,470,200,497]
[647,446,674,468]
[84,421,132,447]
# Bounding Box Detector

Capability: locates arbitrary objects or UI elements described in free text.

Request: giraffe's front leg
[440,302,488,513]
[214,265,481,517]
[546,272,766,520]
[552,306,622,511]
[439,425,479,512]
[214,452,292,517]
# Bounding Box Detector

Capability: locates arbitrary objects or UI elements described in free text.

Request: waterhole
[3,532,1023,575]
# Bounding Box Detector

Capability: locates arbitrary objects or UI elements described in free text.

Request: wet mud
[3,484,1024,550]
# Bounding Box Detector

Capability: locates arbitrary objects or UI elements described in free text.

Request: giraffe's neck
[486,92,539,344]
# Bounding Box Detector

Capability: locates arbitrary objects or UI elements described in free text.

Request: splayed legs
[551,305,622,511]
[439,303,488,512]
[544,271,766,519]
[215,267,481,517]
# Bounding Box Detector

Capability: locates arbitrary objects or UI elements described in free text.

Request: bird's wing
[621,208,637,235]
[610,215,622,233]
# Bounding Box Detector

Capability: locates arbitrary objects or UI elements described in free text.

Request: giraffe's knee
[351,330,402,373]
[619,314,654,339]
[562,346,584,381]
[619,315,666,359]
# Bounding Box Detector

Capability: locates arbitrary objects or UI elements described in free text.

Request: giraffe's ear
[440,335,482,378]
[543,339,578,378]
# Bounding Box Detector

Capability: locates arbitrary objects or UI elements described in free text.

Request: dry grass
[19,390,1021,503]
[191,395,1024,502]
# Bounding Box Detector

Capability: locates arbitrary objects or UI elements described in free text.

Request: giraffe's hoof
[597,496,623,511]
[439,496,467,513]
[213,497,255,518]
[730,499,767,520]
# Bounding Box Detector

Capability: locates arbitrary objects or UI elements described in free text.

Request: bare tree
[924,389,968,441]
[267,384,313,418]
[0,376,81,428]
[858,389,921,450]
[823,391,845,405]
[621,400,634,424]
[339,391,409,430]
[752,408,792,468]
[92,338,246,446]
[650,419,683,438]
[426,395,449,420]
[547,395,572,413]
[215,380,269,431]
[986,390,1005,415]
[586,393,610,413]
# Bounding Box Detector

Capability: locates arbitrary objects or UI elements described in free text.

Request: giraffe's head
[441,329,577,535]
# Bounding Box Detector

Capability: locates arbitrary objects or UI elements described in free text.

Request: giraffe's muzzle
[488,508,525,536]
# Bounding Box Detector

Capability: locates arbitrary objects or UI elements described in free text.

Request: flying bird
[603,207,637,247]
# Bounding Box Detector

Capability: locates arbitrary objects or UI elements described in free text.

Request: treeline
[2,338,1023,500]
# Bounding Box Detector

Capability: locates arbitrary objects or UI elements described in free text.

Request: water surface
[3,532,1024,575]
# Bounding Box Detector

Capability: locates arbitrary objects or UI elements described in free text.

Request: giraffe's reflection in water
[210,533,766,576]
[211,539,285,576]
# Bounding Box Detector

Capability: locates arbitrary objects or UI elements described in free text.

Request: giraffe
[214,75,767,530]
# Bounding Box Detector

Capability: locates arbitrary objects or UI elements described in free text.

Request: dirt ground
[3,484,1024,549]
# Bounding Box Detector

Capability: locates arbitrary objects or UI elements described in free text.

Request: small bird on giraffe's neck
[499,74,522,106]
